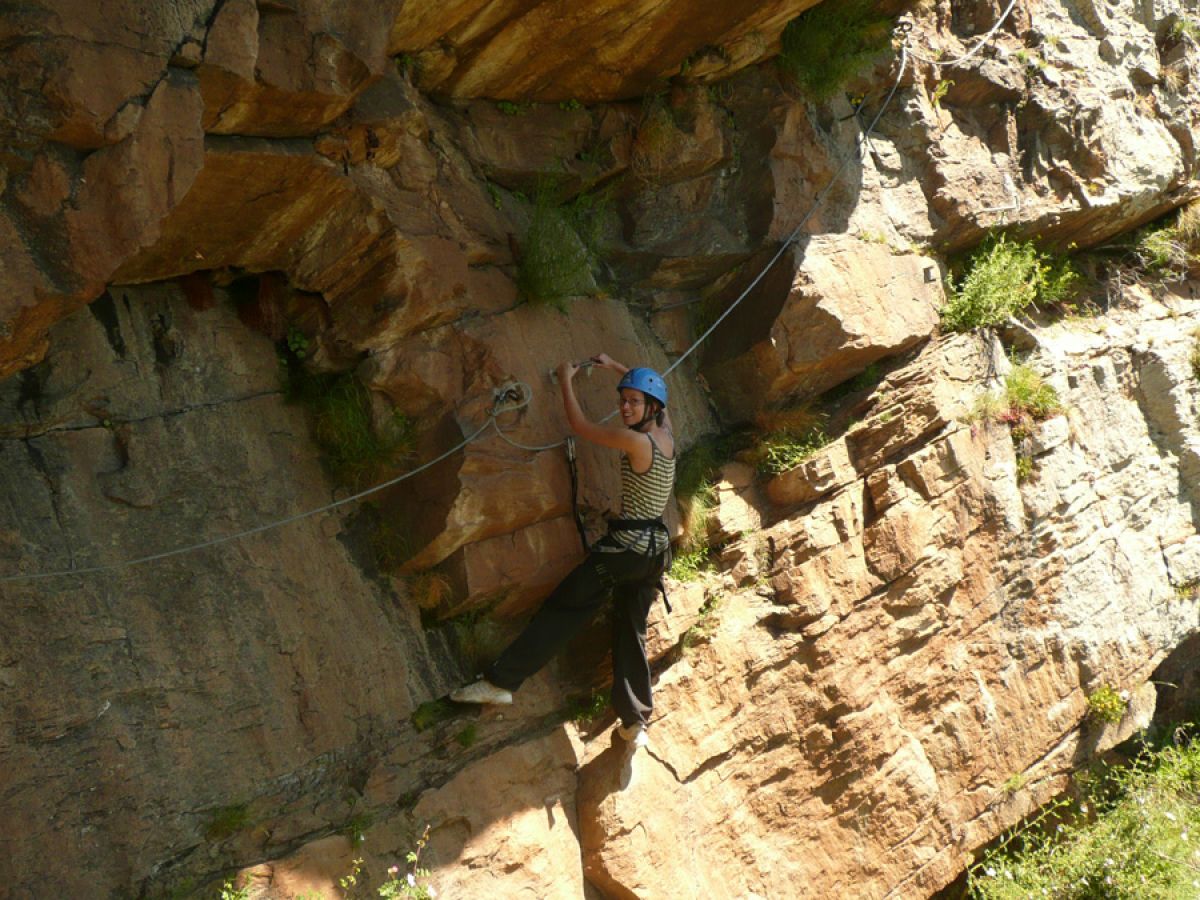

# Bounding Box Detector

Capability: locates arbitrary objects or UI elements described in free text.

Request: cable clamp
[491,381,530,416]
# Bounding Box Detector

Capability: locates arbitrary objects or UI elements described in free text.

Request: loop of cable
[903,0,1020,68]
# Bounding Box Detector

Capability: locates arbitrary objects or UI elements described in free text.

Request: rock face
[390,0,821,102]
[1,0,1199,898]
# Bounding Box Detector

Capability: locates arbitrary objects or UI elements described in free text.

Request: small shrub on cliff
[516,188,607,309]
[968,735,1200,899]
[746,405,830,476]
[940,234,1081,332]
[204,804,250,841]
[631,97,686,183]
[975,364,1062,429]
[1135,202,1200,278]
[676,434,720,554]
[1087,685,1127,725]
[283,365,416,488]
[975,363,1061,484]
[777,0,892,100]
[669,546,713,581]
[565,690,608,724]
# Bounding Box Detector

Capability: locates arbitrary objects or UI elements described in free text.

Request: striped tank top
[608,433,676,555]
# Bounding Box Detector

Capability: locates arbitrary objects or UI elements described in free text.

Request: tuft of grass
[975,363,1061,485]
[968,734,1200,899]
[340,812,373,848]
[204,804,250,842]
[515,188,607,309]
[669,547,713,581]
[681,593,723,652]
[1001,364,1062,421]
[777,0,892,100]
[454,724,478,748]
[1135,202,1200,277]
[940,233,1081,332]
[974,365,1061,427]
[1170,15,1200,42]
[753,427,830,476]
[747,405,830,476]
[1086,685,1127,725]
[673,439,727,552]
[412,699,457,732]
[1002,772,1028,795]
[283,366,416,488]
[1174,577,1200,601]
[565,690,608,724]
[931,78,953,108]
[631,97,686,183]
[1014,453,1034,484]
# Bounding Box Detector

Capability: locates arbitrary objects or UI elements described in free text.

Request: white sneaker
[617,722,649,750]
[450,680,513,705]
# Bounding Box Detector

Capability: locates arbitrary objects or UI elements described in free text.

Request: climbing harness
[604,516,673,612]
[2,12,1020,585]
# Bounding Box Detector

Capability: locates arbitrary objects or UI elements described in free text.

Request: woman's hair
[647,398,664,427]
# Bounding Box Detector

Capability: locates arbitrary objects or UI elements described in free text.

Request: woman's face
[618,388,647,427]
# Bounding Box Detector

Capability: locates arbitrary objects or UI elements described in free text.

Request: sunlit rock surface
[1,0,1199,896]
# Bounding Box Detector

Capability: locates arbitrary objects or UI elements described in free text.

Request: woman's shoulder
[650,427,675,460]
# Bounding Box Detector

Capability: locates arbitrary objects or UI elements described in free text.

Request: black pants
[486,547,667,728]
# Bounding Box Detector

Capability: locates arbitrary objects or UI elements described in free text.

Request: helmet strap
[628,398,661,432]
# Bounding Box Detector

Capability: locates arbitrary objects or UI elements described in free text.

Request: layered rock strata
[0,0,1199,897]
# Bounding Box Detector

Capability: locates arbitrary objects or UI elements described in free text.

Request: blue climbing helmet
[617,367,668,408]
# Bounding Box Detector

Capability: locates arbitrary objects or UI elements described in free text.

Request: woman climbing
[450,353,676,750]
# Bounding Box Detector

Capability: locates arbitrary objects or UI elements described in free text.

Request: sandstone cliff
[1,0,1199,898]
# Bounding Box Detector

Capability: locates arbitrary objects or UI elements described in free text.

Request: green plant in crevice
[997,363,1062,423]
[1086,685,1127,725]
[496,100,529,116]
[204,804,250,841]
[753,426,830,476]
[777,0,893,101]
[747,404,830,477]
[1134,202,1200,277]
[1170,15,1200,42]
[673,438,725,553]
[340,812,373,848]
[931,78,953,108]
[975,362,1062,485]
[669,546,713,581]
[565,690,608,724]
[631,96,687,183]
[283,365,416,488]
[681,593,723,652]
[1014,452,1034,484]
[286,325,310,359]
[940,233,1081,332]
[454,724,478,748]
[515,186,607,310]
[968,735,1200,899]
[1174,577,1200,601]
[1001,772,1028,795]
[411,699,457,732]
